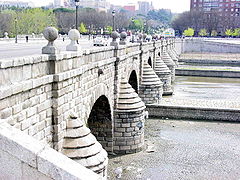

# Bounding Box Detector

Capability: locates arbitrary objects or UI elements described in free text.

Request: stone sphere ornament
[137,33,143,43]
[110,31,120,47]
[4,32,9,38]
[120,32,127,39]
[66,29,82,52]
[143,33,147,41]
[42,26,59,54]
[111,31,120,41]
[68,29,81,41]
[120,31,127,45]
[43,27,58,42]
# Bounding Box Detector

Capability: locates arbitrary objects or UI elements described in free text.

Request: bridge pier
[139,61,163,104]
[114,78,146,154]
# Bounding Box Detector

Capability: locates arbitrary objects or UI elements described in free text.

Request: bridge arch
[128,70,138,93]
[87,95,113,152]
[148,57,152,67]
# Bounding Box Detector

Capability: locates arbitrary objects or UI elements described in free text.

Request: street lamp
[131,18,135,43]
[75,0,80,30]
[15,18,18,43]
[112,10,116,31]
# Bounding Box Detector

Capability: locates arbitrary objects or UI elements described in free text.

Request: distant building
[138,1,153,15]
[0,1,33,8]
[68,0,111,11]
[190,0,240,17]
[123,4,136,12]
[54,0,64,7]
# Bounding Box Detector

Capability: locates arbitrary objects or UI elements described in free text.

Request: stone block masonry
[0,37,177,177]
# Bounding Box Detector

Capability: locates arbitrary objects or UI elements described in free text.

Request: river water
[170,76,240,101]
[108,76,240,179]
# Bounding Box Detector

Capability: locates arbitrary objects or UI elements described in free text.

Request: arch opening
[128,70,138,93]
[148,57,152,67]
[88,95,112,152]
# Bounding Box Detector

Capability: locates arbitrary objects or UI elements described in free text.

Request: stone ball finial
[68,29,80,41]
[43,27,58,42]
[66,29,82,52]
[119,31,127,45]
[143,33,147,39]
[111,31,119,40]
[120,32,127,39]
[110,31,120,47]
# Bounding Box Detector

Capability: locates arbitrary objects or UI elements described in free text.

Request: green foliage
[225,29,233,37]
[130,19,144,31]
[147,9,172,26]
[183,28,194,37]
[106,26,113,34]
[198,29,208,37]
[53,8,75,13]
[9,8,56,35]
[79,22,87,33]
[211,30,218,37]
[232,28,240,37]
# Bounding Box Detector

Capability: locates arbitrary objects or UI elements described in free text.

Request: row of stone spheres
[41,27,179,179]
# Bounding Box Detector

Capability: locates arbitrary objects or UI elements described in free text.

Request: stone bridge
[0,30,179,178]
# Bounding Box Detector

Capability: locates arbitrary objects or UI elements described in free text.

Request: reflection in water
[167,76,240,101]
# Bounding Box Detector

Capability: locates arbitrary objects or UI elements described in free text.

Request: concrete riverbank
[148,76,240,121]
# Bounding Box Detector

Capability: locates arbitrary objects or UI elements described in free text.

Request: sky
[0,0,190,13]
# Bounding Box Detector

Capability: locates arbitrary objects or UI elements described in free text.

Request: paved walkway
[108,119,240,180]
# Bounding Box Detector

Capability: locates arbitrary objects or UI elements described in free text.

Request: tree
[211,30,218,37]
[225,29,233,37]
[232,28,240,37]
[183,28,194,37]
[198,29,208,37]
[105,26,112,34]
[79,22,87,34]
[147,9,172,26]
[0,13,12,37]
[9,8,56,35]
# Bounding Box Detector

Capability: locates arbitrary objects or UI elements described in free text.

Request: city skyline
[0,0,190,13]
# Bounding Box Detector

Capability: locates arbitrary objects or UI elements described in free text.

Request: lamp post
[75,0,80,30]
[131,18,135,43]
[112,10,116,31]
[15,18,18,43]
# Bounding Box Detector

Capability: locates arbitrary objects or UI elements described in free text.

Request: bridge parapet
[0,37,177,177]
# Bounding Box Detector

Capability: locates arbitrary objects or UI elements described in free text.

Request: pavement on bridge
[0,38,106,59]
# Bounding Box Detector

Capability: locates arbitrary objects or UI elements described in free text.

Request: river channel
[108,76,240,179]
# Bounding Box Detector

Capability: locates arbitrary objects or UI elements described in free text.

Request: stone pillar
[110,31,120,47]
[119,32,127,45]
[139,61,163,104]
[66,29,82,52]
[114,78,146,154]
[161,40,176,83]
[42,27,60,54]
[154,55,173,95]
[63,112,108,179]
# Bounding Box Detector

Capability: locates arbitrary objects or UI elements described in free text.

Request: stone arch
[128,70,138,93]
[87,95,113,153]
[148,57,152,67]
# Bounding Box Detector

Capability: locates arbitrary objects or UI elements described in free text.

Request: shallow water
[167,76,240,101]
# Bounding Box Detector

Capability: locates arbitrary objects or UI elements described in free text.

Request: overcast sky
[0,0,190,13]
